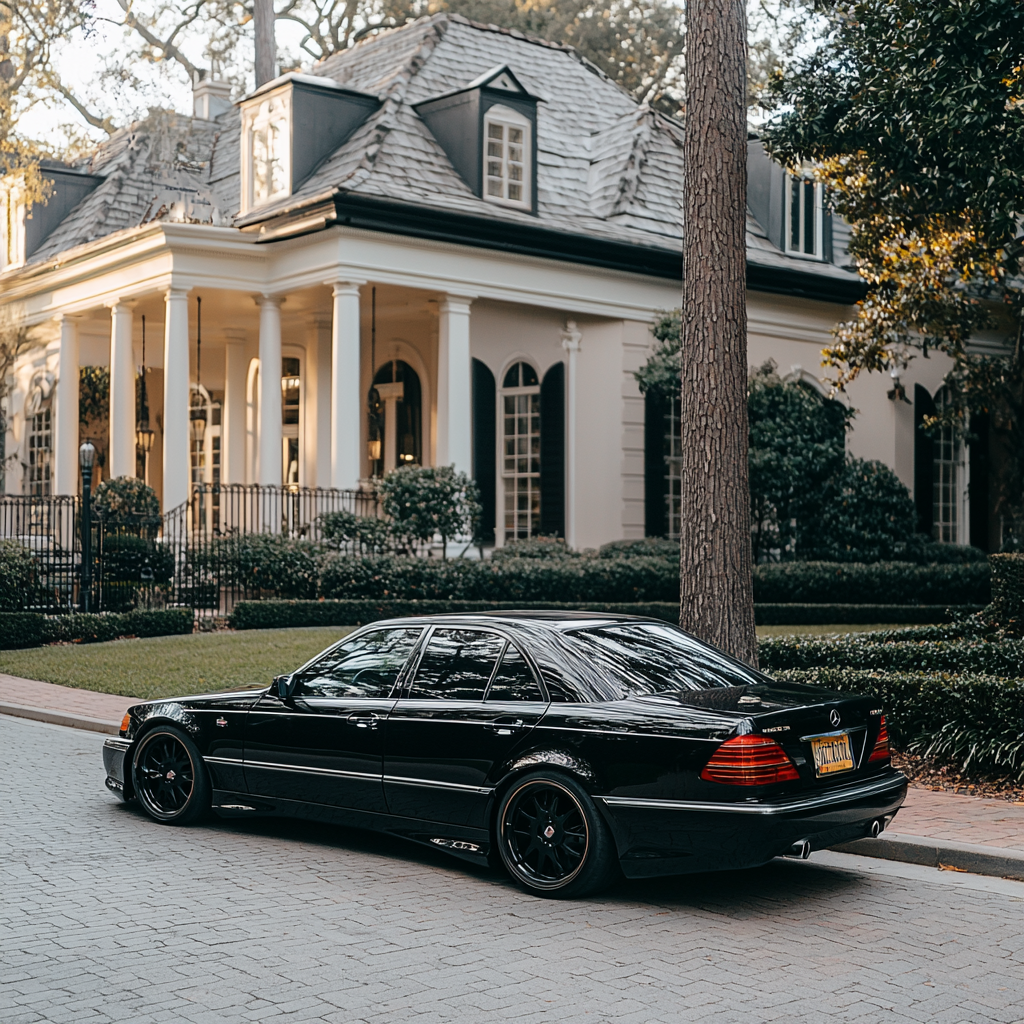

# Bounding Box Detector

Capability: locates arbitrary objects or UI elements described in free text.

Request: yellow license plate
[811,733,854,776]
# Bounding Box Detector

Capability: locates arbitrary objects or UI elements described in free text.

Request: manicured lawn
[0,627,353,701]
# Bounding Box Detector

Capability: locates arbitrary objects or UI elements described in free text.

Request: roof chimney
[193,68,232,120]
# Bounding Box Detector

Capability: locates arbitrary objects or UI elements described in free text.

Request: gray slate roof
[26,12,858,293]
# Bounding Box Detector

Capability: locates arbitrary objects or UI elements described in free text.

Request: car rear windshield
[563,622,769,698]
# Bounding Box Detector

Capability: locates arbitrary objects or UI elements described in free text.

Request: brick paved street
[3,715,1024,1024]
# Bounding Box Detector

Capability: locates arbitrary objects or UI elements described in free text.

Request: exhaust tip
[869,819,883,839]
[785,839,811,860]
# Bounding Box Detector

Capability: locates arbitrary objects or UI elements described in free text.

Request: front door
[244,626,424,813]
[384,628,548,828]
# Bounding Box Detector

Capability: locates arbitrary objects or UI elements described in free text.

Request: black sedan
[103,612,906,897]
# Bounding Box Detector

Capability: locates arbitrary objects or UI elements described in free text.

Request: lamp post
[79,441,96,612]
[136,315,155,478]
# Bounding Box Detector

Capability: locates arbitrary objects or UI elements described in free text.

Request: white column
[437,295,473,472]
[54,315,80,495]
[108,301,136,479]
[330,282,362,490]
[222,329,247,484]
[561,320,582,549]
[256,296,284,487]
[313,315,332,489]
[163,288,191,511]
[376,382,405,473]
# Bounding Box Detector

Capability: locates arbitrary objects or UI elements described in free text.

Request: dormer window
[485,106,530,208]
[244,94,291,210]
[786,173,823,259]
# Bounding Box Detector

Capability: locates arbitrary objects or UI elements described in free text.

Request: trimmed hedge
[0,541,37,611]
[0,609,194,649]
[754,604,982,625]
[758,635,1024,676]
[775,668,1024,781]
[752,561,991,605]
[229,600,682,630]
[989,553,1024,629]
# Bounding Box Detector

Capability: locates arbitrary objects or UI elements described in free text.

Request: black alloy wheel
[497,772,618,898]
[132,726,210,825]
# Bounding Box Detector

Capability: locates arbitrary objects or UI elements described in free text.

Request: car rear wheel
[496,772,619,898]
[132,726,210,825]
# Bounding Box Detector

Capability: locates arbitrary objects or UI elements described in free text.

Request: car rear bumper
[103,737,132,801]
[598,772,908,878]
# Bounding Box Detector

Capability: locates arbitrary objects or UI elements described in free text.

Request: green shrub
[775,667,1024,781]
[491,538,579,561]
[0,541,37,610]
[318,510,392,554]
[229,599,680,630]
[989,553,1024,630]
[752,561,990,604]
[195,534,322,599]
[597,538,679,560]
[92,476,160,525]
[0,612,47,648]
[378,465,481,557]
[100,535,175,584]
[759,634,1024,676]
[753,604,983,625]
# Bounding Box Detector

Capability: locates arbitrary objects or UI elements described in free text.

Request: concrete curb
[831,831,1024,881]
[0,702,120,735]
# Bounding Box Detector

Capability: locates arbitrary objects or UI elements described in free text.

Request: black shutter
[914,384,936,535]
[540,362,565,538]
[644,391,669,537]
[969,412,990,552]
[472,358,496,545]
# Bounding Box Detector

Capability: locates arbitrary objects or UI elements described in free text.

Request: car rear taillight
[868,716,890,763]
[700,734,800,785]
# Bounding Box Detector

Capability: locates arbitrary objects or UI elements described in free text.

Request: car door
[383,628,548,828]
[243,626,423,813]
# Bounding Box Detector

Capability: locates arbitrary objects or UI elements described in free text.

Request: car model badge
[216,717,228,727]
[543,825,556,839]
[166,770,176,781]
[829,709,841,728]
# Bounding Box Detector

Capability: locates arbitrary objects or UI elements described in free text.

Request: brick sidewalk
[1,672,1022,855]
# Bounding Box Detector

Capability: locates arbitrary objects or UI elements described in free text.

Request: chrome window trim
[598,775,905,816]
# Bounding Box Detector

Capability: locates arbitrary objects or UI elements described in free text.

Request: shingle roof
[24,12,859,295]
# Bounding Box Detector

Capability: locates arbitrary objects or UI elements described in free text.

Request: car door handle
[347,712,382,730]
[488,718,524,736]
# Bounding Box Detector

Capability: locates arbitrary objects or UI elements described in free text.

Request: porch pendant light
[189,295,207,445]
[366,285,382,467]
[136,315,155,455]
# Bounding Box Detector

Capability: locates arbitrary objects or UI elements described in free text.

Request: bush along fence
[0,609,194,650]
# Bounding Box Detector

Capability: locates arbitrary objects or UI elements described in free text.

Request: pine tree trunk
[679,0,757,665]
[254,0,276,88]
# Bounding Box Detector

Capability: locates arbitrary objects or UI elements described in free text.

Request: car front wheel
[132,726,210,825]
[496,772,619,898]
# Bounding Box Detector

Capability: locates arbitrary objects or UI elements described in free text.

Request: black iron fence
[0,484,379,618]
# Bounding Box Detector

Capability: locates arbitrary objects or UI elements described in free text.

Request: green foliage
[229,600,681,630]
[99,536,174,584]
[0,609,193,650]
[598,538,679,560]
[774,668,1024,782]
[633,309,682,397]
[318,510,393,555]
[752,561,991,605]
[747,361,854,560]
[78,366,110,425]
[378,465,482,558]
[989,553,1024,631]
[754,604,982,626]
[92,476,160,525]
[0,540,37,610]
[760,0,1024,533]
[196,534,322,600]
[806,459,918,562]
[490,538,578,561]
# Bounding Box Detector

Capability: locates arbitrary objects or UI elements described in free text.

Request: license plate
[810,732,854,776]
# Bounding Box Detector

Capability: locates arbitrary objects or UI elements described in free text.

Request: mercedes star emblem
[829,709,841,728]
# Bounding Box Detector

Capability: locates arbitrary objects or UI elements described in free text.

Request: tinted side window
[486,643,544,702]
[295,628,422,698]
[409,629,504,700]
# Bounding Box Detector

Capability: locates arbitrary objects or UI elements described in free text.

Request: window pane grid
[932,390,961,544]
[27,408,51,496]
[502,373,541,541]
[484,119,527,206]
[788,175,820,258]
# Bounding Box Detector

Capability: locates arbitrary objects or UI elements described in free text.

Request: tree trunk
[679,0,757,665]
[254,0,276,88]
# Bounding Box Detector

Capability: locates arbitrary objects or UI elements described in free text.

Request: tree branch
[47,73,117,135]
[115,0,200,77]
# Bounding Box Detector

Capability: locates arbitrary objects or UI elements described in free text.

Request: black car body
[103,613,906,895]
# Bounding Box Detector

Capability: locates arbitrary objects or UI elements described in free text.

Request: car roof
[357,610,662,632]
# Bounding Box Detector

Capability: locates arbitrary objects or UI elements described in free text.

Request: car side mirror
[273,674,296,699]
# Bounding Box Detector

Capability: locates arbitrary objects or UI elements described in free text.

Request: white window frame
[499,361,541,542]
[784,172,824,260]
[240,92,292,214]
[0,179,27,271]
[932,388,969,545]
[25,404,52,496]
[483,104,531,210]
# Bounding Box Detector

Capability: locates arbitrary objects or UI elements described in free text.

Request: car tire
[132,725,210,825]
[495,771,620,898]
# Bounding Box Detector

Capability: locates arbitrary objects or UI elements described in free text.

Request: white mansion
[0,14,986,550]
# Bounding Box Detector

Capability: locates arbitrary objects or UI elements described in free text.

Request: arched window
[371,360,422,477]
[932,388,964,543]
[501,361,540,540]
